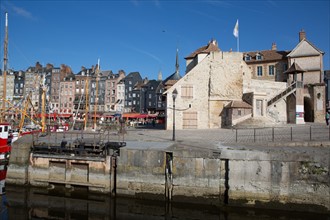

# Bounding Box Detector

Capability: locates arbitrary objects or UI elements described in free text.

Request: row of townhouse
[0,61,171,120]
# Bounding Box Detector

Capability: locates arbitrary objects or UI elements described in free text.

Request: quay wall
[6,135,330,213]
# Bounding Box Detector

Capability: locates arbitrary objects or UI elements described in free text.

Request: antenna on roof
[175,48,179,74]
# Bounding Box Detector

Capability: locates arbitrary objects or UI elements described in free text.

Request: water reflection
[2,184,328,220]
[0,194,8,220]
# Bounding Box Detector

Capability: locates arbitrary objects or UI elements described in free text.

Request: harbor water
[1,184,329,220]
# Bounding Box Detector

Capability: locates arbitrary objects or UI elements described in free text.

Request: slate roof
[284,62,305,74]
[243,50,290,63]
[185,39,220,59]
[163,71,181,84]
[125,71,141,79]
[76,68,94,76]
[163,49,181,85]
[63,73,76,81]
[134,81,146,89]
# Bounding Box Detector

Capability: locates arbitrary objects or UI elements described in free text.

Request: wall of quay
[6,135,330,213]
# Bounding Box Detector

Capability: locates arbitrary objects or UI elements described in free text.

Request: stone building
[73,66,92,115]
[165,31,326,129]
[123,72,142,113]
[104,70,125,112]
[5,70,15,102]
[13,70,24,100]
[0,70,15,120]
[244,30,325,124]
[60,73,75,114]
[243,44,289,82]
[116,80,125,114]
[286,30,325,123]
[324,70,330,108]
[50,68,61,112]
[165,39,252,129]
[90,67,106,114]
[144,79,163,114]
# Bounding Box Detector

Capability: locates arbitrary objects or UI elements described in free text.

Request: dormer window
[244,55,251,61]
[256,53,263,60]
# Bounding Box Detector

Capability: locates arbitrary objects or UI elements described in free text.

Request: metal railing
[234,124,330,143]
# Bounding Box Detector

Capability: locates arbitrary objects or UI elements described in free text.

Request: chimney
[143,77,148,84]
[35,61,42,70]
[158,70,162,81]
[209,38,217,46]
[271,42,277,50]
[46,63,53,69]
[119,70,125,77]
[299,29,306,42]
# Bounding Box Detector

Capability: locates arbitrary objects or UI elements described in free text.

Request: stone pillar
[7,135,33,185]
[295,87,305,124]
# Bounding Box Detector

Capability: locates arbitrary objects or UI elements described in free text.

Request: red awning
[59,114,73,118]
[37,113,72,118]
[135,114,148,118]
[123,113,140,118]
[122,113,148,118]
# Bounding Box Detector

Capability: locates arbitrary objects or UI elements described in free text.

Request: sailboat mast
[1,12,8,122]
[84,74,89,130]
[94,59,100,130]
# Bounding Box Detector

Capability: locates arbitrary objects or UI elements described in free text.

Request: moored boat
[0,122,11,195]
[0,123,11,164]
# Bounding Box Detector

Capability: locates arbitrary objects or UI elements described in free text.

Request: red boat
[0,122,11,199]
[0,123,11,164]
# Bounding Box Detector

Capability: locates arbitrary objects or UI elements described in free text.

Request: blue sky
[0,0,329,80]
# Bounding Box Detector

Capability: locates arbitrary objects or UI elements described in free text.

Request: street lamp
[172,89,178,141]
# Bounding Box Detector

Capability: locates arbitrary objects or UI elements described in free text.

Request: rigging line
[8,38,32,70]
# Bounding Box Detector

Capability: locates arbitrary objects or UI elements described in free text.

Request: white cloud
[124,44,163,64]
[12,6,34,19]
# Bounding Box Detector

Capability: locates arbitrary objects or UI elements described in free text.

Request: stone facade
[165,49,291,129]
[287,38,326,123]
[165,32,325,129]
[244,79,288,123]
[166,51,250,129]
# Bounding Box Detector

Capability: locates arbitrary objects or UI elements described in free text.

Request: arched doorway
[304,97,313,122]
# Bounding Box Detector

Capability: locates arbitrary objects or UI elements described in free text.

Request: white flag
[233,19,239,38]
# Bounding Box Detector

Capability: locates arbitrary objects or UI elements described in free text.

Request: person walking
[326,110,330,126]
